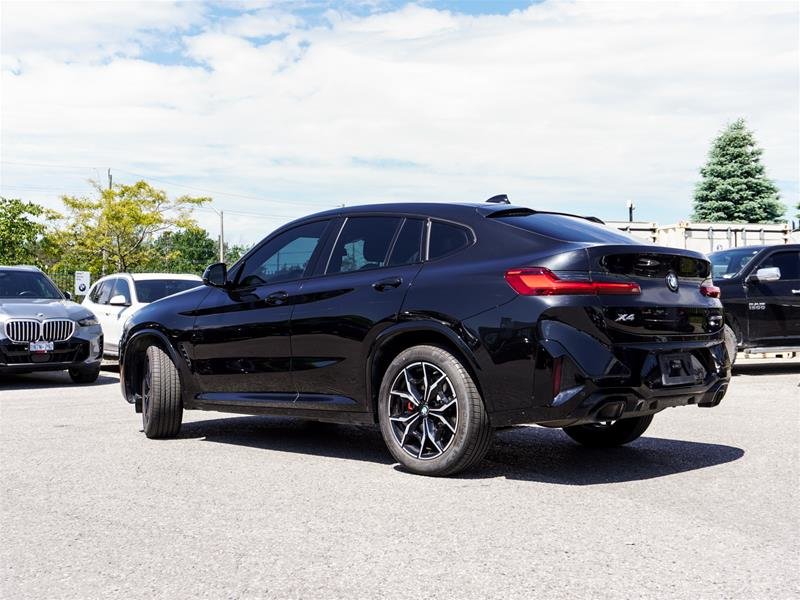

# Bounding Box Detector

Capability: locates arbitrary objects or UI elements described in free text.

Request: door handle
[372,277,402,291]
[264,290,289,305]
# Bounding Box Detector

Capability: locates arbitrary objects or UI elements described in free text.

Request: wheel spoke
[431,412,455,433]
[429,399,456,414]
[398,413,421,446]
[390,390,417,404]
[426,419,443,455]
[417,417,428,459]
[425,373,446,404]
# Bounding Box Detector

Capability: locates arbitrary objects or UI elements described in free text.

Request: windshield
[134,279,200,303]
[0,269,63,299]
[709,248,760,279]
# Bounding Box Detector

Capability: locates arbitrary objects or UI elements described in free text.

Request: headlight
[78,316,99,327]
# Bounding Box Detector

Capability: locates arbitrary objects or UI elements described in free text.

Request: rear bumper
[0,327,103,373]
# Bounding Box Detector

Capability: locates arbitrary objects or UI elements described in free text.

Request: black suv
[709,244,800,359]
[119,202,730,476]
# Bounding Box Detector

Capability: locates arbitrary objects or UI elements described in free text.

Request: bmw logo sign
[666,271,679,292]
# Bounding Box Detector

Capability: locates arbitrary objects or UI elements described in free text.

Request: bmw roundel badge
[666,271,679,292]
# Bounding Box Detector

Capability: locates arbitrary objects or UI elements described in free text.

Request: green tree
[150,226,217,274]
[692,118,784,223]
[0,198,60,266]
[53,181,210,273]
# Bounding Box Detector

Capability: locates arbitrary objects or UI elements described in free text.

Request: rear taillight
[504,267,641,296]
[700,280,721,298]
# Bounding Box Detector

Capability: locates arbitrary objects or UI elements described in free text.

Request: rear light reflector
[504,267,641,296]
[700,281,721,298]
[552,356,563,398]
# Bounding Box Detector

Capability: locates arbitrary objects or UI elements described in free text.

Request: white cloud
[1,0,798,244]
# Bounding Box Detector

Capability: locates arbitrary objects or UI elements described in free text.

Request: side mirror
[63,291,72,301]
[748,266,781,284]
[203,262,228,287]
[109,294,129,306]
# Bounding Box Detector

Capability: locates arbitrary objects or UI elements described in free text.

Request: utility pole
[107,168,112,190]
[219,210,225,263]
[626,200,635,223]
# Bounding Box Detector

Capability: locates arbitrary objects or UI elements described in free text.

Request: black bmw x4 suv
[119,201,731,476]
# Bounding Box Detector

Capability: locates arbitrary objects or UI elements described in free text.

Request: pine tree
[692,118,784,223]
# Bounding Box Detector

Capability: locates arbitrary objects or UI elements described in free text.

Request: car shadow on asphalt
[732,362,800,376]
[0,371,118,390]
[177,416,745,485]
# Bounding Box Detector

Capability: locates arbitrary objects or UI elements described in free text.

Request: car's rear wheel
[378,345,492,476]
[68,364,100,384]
[141,345,182,438]
[562,414,653,447]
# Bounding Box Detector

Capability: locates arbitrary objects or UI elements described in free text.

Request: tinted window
[428,221,471,260]
[134,279,200,303]
[494,213,636,244]
[0,269,62,299]
[89,282,104,303]
[388,218,424,266]
[709,248,760,279]
[96,279,115,304]
[327,217,401,274]
[240,221,328,287]
[113,278,132,303]
[759,251,800,280]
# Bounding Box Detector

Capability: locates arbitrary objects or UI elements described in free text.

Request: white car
[82,273,202,357]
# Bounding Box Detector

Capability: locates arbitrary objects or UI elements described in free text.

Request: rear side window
[327,217,401,274]
[428,221,472,260]
[388,218,424,266]
[494,213,636,244]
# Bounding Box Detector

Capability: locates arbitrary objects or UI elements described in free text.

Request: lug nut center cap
[420,405,429,416]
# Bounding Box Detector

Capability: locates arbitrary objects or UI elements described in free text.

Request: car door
[746,249,800,345]
[190,219,333,399]
[103,277,133,352]
[87,278,116,345]
[289,216,425,411]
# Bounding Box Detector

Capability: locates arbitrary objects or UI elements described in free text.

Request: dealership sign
[74,271,91,296]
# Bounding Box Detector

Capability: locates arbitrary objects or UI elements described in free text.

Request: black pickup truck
[709,244,800,360]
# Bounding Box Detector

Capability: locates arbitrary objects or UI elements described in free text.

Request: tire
[378,345,493,476]
[562,414,654,448]
[141,345,182,439]
[723,324,738,365]
[68,364,100,384]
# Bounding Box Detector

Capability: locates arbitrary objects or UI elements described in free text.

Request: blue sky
[1,1,798,243]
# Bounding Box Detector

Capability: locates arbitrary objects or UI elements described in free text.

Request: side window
[96,279,115,305]
[326,217,401,274]
[239,221,328,287]
[89,282,104,303]
[759,251,800,280]
[428,221,472,260]
[388,218,424,267]
[113,278,132,303]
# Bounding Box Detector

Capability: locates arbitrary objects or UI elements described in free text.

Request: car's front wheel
[141,345,182,438]
[68,364,100,384]
[378,345,493,476]
[562,414,653,447]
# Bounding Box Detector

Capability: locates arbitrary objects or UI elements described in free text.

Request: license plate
[658,352,697,386]
[29,341,54,353]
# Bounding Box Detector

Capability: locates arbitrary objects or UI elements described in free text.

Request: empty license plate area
[659,352,705,386]
[29,341,54,353]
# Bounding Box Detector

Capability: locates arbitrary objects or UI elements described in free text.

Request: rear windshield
[134,279,199,303]
[0,269,62,299]
[709,248,760,279]
[494,213,636,244]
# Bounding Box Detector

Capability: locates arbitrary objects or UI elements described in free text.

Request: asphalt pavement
[1,358,798,599]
